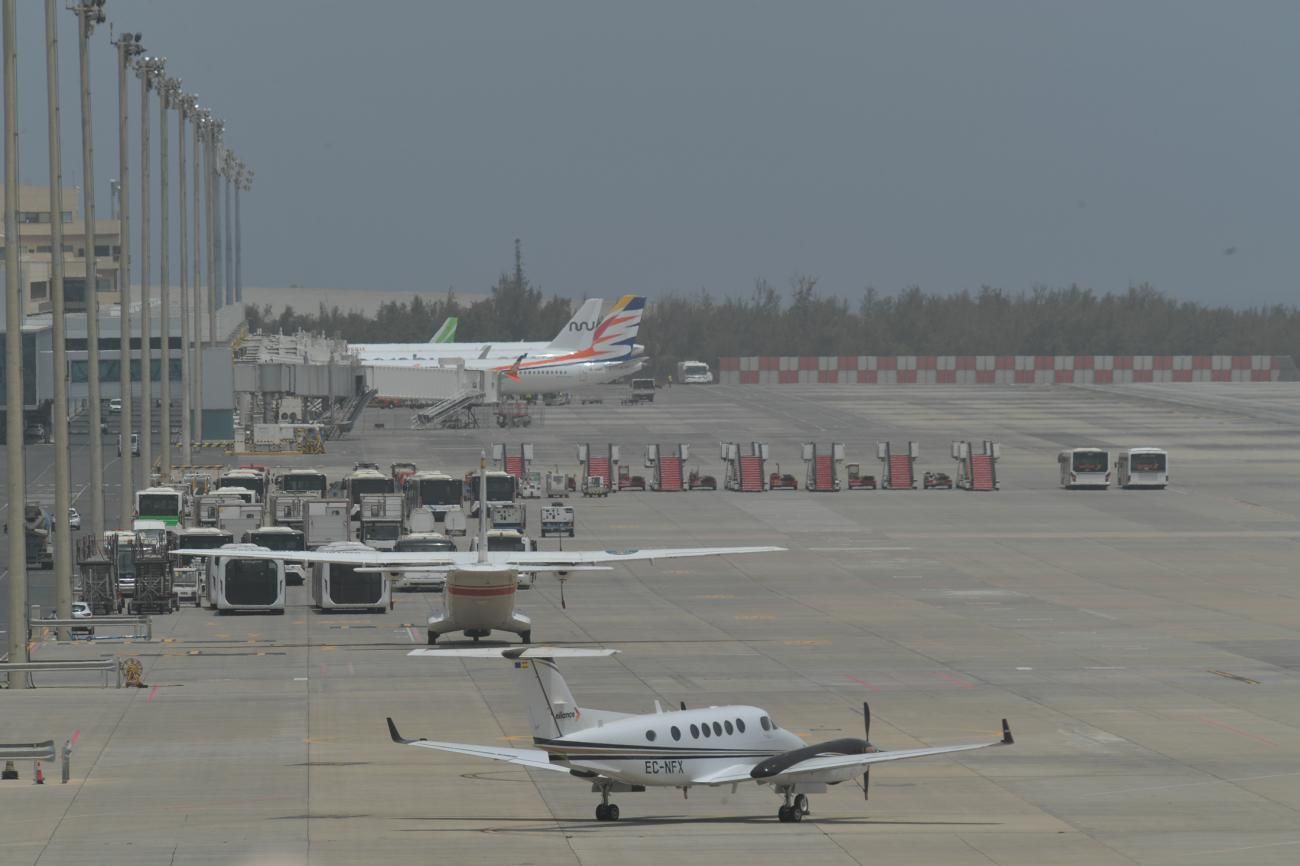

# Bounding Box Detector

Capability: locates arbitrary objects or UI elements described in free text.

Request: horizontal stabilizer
[408,646,619,659]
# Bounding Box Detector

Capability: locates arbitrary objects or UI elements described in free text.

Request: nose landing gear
[595,784,621,821]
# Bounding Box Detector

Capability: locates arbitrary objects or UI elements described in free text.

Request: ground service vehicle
[343,467,392,515]
[70,600,95,636]
[304,499,351,548]
[464,470,517,516]
[540,504,576,537]
[488,503,527,532]
[174,527,233,602]
[358,494,404,550]
[246,526,307,584]
[676,360,713,384]
[217,503,263,542]
[209,544,286,614]
[1116,447,1168,489]
[276,468,328,498]
[388,533,458,590]
[403,471,464,525]
[311,541,390,612]
[216,470,266,502]
[1059,448,1111,489]
[630,378,656,402]
[136,486,184,526]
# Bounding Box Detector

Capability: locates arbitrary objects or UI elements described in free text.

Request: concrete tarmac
[4,382,1300,865]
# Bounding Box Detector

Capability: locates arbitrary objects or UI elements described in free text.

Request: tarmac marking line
[846,675,880,692]
[934,671,977,689]
[1200,717,1279,747]
[147,685,159,702]
[1209,670,1260,685]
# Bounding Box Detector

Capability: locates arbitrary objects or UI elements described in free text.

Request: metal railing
[0,658,121,688]
[32,616,152,641]
[0,739,75,783]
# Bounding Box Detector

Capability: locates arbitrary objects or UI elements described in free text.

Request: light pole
[236,164,251,306]
[71,0,106,539]
[191,107,206,439]
[223,151,233,307]
[114,29,143,521]
[45,0,74,639]
[206,118,222,343]
[4,0,29,687]
[136,54,163,482]
[158,75,179,474]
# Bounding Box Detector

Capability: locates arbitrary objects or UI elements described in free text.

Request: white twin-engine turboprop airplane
[175,459,782,645]
[387,647,1015,823]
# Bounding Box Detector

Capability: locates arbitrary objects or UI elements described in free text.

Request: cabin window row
[645,716,779,742]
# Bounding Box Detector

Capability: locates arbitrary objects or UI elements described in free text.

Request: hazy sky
[13,1,1300,306]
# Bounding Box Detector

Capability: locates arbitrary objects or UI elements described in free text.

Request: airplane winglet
[387,717,413,744]
[1001,719,1014,745]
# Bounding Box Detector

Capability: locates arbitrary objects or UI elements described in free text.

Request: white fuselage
[353,340,558,365]
[429,565,530,639]
[536,707,811,787]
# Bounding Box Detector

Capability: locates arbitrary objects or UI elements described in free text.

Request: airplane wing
[691,722,1013,786]
[408,647,620,659]
[173,546,783,569]
[386,718,568,773]
[496,546,785,567]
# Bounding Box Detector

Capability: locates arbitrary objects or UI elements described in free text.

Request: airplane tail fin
[514,655,585,737]
[429,317,458,343]
[407,646,617,738]
[542,298,603,352]
[587,295,645,361]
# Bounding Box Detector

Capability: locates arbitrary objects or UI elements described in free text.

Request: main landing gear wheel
[595,803,620,821]
[793,794,809,816]
[520,631,532,644]
[427,632,438,646]
[777,805,803,823]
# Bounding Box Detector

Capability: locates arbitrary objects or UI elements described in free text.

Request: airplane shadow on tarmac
[393,816,1004,831]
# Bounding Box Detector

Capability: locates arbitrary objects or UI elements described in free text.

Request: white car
[71,601,95,636]
[68,507,81,531]
[108,397,122,414]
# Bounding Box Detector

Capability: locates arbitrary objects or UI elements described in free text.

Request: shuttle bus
[310,541,390,612]
[1058,448,1110,489]
[209,543,285,614]
[276,469,328,498]
[246,526,308,584]
[403,471,464,524]
[343,468,392,517]
[1116,448,1168,489]
[388,532,457,591]
[135,487,183,526]
[216,470,266,502]
[464,470,517,516]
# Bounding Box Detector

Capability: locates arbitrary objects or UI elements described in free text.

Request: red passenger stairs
[657,456,684,491]
[738,456,766,492]
[811,455,834,492]
[885,454,914,490]
[504,455,525,479]
[587,456,611,488]
[968,454,996,491]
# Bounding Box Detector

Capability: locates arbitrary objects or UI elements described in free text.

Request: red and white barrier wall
[717,355,1295,385]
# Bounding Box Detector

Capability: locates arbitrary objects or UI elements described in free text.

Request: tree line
[246,275,1300,378]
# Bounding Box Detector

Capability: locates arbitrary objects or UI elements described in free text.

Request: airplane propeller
[863,701,871,801]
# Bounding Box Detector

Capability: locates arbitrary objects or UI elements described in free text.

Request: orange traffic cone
[34,762,45,785]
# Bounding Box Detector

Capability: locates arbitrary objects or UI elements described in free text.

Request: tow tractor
[845,463,877,490]
[768,466,798,490]
[923,471,954,490]
[687,469,717,490]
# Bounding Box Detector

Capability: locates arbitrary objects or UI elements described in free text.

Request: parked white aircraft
[352,298,604,364]
[177,454,780,644]
[387,646,1014,822]
[372,295,649,395]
